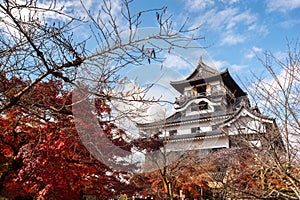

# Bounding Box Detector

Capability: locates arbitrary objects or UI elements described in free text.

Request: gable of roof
[137,110,234,129]
[186,58,219,81]
[170,69,246,97]
[220,106,274,128]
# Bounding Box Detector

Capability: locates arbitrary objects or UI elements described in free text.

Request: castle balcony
[175,89,226,107]
[164,129,223,141]
[175,92,206,105]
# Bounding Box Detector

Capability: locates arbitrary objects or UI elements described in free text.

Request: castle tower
[137,59,282,153]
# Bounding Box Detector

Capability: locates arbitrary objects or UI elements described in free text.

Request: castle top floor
[171,59,247,108]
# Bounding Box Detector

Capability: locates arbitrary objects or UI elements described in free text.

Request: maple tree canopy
[0,74,143,199]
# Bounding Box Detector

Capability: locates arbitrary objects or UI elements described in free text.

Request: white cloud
[230,64,245,72]
[0,0,80,41]
[145,97,173,121]
[249,64,300,112]
[184,0,241,12]
[245,46,263,59]
[163,54,192,71]
[206,58,244,72]
[252,46,263,53]
[205,59,229,71]
[220,0,240,4]
[199,8,237,31]
[182,0,276,48]
[15,0,83,20]
[225,10,257,30]
[273,51,287,61]
[190,6,258,33]
[184,0,215,11]
[279,19,300,28]
[220,32,246,45]
[0,0,124,33]
[267,0,300,12]
[247,23,269,36]
[187,5,263,46]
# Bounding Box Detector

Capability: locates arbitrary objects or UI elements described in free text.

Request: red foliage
[0,75,138,199]
[132,133,163,153]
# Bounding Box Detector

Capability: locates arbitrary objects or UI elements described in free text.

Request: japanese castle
[137,59,282,153]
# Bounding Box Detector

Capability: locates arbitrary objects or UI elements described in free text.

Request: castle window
[191,127,200,133]
[191,84,207,96]
[199,101,208,110]
[191,103,198,111]
[191,101,209,111]
[212,84,225,95]
[196,85,206,95]
[192,87,197,95]
[169,130,177,136]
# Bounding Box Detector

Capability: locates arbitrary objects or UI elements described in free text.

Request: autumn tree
[0,0,201,115]
[134,41,300,200]
[245,41,300,199]
[130,146,214,200]
[210,42,300,199]
[0,0,202,199]
[0,77,142,199]
[131,147,239,200]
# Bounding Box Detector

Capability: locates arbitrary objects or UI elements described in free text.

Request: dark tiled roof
[170,60,246,97]
[185,59,219,80]
[137,106,274,129]
[137,110,234,128]
[165,129,223,141]
[216,106,275,128]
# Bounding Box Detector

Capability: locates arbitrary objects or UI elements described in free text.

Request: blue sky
[128,0,300,80]
[7,0,298,101]
[105,0,299,106]
[27,0,299,86]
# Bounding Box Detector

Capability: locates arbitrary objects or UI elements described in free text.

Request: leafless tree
[215,41,300,199]
[0,0,205,197]
[0,0,202,118]
[164,42,300,200]
[248,41,300,199]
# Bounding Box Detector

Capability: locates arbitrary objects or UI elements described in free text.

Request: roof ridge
[185,59,219,81]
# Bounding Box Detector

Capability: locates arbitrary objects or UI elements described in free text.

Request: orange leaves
[119,77,127,84]
[142,47,156,64]
[2,147,13,157]
[0,77,140,199]
[94,98,111,114]
[56,140,66,151]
